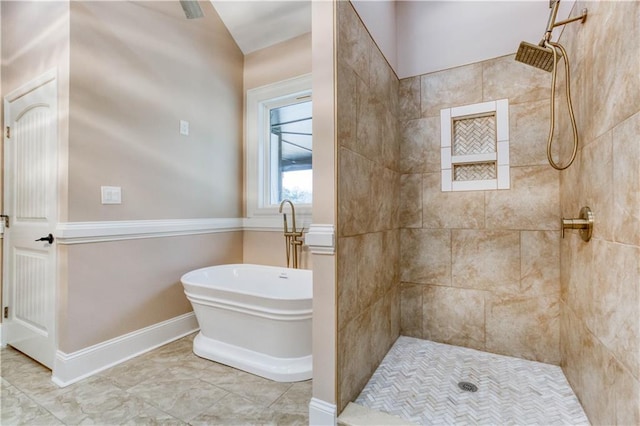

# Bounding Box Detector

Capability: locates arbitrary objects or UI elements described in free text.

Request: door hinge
[3,307,8,319]
[5,126,10,139]
[0,215,9,228]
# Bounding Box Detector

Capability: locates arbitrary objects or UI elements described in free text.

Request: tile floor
[355,336,590,425]
[1,333,311,425]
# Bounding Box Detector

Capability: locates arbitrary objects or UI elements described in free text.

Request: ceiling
[210,1,312,54]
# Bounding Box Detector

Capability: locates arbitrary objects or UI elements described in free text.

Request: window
[246,74,312,216]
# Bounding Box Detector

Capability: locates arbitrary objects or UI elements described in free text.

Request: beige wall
[241,32,312,268]
[558,2,640,424]
[336,2,401,412]
[60,232,243,353]
[68,1,243,221]
[398,54,561,365]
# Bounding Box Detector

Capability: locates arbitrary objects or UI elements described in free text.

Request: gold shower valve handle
[561,206,594,242]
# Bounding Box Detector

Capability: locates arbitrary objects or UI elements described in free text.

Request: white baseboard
[309,397,337,426]
[52,312,198,387]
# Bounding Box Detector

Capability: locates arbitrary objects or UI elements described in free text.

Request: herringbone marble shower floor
[355,336,589,425]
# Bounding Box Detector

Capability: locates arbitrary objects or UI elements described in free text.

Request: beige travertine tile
[614,365,640,426]
[358,231,385,309]
[356,77,383,162]
[580,130,614,241]
[485,294,560,364]
[400,228,451,285]
[509,99,551,167]
[338,236,361,330]
[399,76,420,121]
[422,172,485,229]
[520,231,560,296]
[381,230,401,292]
[452,229,520,294]
[400,283,423,338]
[337,62,358,152]
[591,241,639,380]
[389,285,401,339]
[585,0,640,141]
[371,167,399,232]
[560,304,585,392]
[421,62,482,117]
[338,147,373,236]
[485,165,560,230]
[370,42,398,119]
[337,0,370,84]
[400,174,422,228]
[422,285,486,351]
[380,108,400,172]
[612,112,640,246]
[400,117,440,174]
[370,297,393,368]
[483,54,550,105]
[338,308,373,412]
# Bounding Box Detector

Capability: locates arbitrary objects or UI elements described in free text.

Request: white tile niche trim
[440,99,510,192]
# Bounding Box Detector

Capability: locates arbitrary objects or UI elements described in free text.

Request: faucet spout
[279,199,297,233]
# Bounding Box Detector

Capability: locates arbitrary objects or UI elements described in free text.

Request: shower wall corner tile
[485,293,560,364]
[338,147,373,237]
[337,308,373,412]
[337,236,361,331]
[400,174,422,228]
[451,229,520,294]
[337,63,358,152]
[612,111,640,246]
[482,54,550,105]
[422,172,485,229]
[422,285,486,351]
[420,62,483,118]
[356,78,383,162]
[358,232,385,310]
[400,282,424,338]
[485,165,560,230]
[399,76,421,121]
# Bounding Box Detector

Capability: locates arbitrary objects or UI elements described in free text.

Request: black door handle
[35,234,54,244]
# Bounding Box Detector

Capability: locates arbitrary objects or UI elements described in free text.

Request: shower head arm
[542,1,588,45]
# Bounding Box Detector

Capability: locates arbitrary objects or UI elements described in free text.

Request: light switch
[101,186,122,204]
[180,120,189,136]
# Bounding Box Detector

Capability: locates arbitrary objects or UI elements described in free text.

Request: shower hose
[545,41,579,170]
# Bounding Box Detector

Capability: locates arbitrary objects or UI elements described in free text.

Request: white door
[3,70,58,368]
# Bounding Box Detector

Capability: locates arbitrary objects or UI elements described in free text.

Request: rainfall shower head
[180,0,204,19]
[515,41,558,72]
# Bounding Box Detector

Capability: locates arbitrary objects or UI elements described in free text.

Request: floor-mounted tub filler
[181,264,312,382]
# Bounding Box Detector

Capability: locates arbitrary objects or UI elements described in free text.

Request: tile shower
[336,1,639,424]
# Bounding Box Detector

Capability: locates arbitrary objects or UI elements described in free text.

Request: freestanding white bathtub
[181,264,312,382]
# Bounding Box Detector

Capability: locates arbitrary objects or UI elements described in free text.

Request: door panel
[3,71,58,368]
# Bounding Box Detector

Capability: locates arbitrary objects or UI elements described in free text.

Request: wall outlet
[101,186,122,204]
[180,120,189,136]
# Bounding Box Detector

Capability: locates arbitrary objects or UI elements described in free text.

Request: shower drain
[458,381,478,392]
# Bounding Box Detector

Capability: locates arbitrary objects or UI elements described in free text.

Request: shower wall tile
[612,112,640,246]
[615,363,640,426]
[509,99,550,167]
[338,308,373,411]
[591,241,639,380]
[337,63,358,152]
[485,294,560,364]
[421,172,485,229]
[580,130,614,242]
[370,42,398,119]
[398,77,420,121]
[400,174,422,228]
[420,62,483,117]
[400,117,441,173]
[482,54,550,105]
[452,230,520,294]
[520,231,560,297]
[337,236,361,331]
[380,108,400,171]
[422,285,486,351]
[356,78,383,162]
[400,228,451,285]
[338,148,373,237]
[400,283,423,338]
[358,232,385,310]
[371,167,400,232]
[485,165,559,230]
[336,0,370,85]
[585,0,640,142]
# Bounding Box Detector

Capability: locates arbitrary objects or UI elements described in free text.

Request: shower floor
[354,336,589,425]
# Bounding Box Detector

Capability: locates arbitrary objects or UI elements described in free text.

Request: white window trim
[246,74,312,217]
